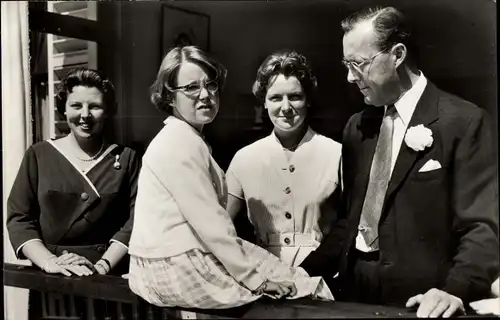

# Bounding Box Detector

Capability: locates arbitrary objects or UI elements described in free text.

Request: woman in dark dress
[7,68,140,318]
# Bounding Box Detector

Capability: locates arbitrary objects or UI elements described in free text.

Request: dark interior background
[99,0,497,170]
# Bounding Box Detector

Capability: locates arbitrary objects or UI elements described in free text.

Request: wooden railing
[3,263,486,319]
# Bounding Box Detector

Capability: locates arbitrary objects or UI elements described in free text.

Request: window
[30,1,99,140]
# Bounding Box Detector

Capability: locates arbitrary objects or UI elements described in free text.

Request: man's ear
[392,43,407,68]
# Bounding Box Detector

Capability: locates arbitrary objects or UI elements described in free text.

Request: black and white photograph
[2,0,498,319]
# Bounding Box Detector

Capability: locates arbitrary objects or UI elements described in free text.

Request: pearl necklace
[75,143,105,162]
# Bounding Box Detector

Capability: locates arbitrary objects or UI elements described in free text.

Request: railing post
[47,292,57,316]
[86,298,96,320]
[162,308,170,320]
[69,295,78,317]
[117,302,126,320]
[55,293,65,317]
[146,304,155,320]
[41,292,48,318]
[132,302,140,320]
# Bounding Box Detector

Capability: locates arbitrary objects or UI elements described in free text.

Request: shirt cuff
[110,239,129,250]
[240,270,266,292]
[16,239,43,258]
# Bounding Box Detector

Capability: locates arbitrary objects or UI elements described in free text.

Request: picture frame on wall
[161,5,210,57]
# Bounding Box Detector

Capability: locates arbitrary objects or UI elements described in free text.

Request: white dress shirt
[227,127,342,266]
[356,72,428,252]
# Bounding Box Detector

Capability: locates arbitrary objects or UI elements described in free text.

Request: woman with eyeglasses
[128,46,333,309]
[226,51,343,267]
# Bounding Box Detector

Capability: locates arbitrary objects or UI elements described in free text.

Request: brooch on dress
[113,154,121,170]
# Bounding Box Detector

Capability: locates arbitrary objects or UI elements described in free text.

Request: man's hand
[406,288,465,318]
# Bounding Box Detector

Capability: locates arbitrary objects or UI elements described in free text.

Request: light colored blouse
[129,116,264,291]
[226,128,342,267]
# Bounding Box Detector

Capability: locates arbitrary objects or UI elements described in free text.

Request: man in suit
[300,6,499,318]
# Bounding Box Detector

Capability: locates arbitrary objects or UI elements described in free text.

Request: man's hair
[341,6,418,65]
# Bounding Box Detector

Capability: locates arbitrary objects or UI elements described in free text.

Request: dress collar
[270,126,315,151]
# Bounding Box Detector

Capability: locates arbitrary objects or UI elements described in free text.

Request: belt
[257,232,321,247]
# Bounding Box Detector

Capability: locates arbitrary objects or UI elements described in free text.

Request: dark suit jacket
[300,82,499,304]
[7,141,141,267]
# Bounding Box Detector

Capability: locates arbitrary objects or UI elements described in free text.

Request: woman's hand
[54,250,94,269]
[93,259,111,275]
[470,298,500,316]
[42,256,94,277]
[261,280,297,299]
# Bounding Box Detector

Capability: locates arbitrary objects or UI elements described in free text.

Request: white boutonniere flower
[405,124,433,151]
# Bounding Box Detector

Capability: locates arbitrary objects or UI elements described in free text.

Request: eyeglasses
[172,79,219,96]
[341,49,388,73]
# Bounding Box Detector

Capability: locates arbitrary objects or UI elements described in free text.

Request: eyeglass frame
[171,79,219,96]
[341,48,389,74]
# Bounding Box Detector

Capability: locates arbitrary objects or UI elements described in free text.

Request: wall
[115,0,497,169]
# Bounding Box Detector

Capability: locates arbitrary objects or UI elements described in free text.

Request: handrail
[4,263,485,319]
[4,263,136,303]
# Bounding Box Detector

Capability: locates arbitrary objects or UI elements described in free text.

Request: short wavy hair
[150,46,228,114]
[55,68,117,116]
[252,51,318,104]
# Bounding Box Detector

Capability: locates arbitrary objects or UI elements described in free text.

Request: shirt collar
[390,71,428,126]
[270,126,315,150]
[164,115,203,138]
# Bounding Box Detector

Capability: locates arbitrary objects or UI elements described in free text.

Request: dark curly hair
[150,46,228,114]
[55,68,117,117]
[252,51,318,104]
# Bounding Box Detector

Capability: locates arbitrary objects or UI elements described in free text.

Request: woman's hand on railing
[55,250,95,269]
[470,298,500,316]
[260,280,297,299]
[94,258,111,275]
[42,255,94,277]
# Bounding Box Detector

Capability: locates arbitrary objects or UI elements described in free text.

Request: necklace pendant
[113,154,121,170]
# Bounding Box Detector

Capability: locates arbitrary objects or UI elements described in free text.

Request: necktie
[359,105,396,250]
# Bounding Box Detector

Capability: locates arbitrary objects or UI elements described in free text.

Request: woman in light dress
[226,51,342,267]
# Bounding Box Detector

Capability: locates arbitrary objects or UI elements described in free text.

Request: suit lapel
[384,82,440,204]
